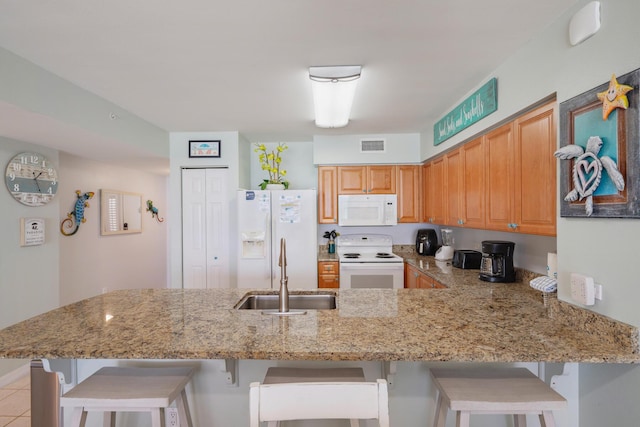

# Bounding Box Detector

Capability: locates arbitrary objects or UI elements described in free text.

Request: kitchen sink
[234,292,337,310]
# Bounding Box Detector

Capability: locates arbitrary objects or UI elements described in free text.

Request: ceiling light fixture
[309,65,362,128]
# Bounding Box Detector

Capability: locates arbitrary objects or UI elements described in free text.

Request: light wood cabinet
[397,165,421,223]
[338,165,396,194]
[318,166,338,224]
[442,137,486,229]
[444,148,462,226]
[405,263,446,289]
[318,261,339,288]
[484,102,556,236]
[512,103,557,236]
[460,137,486,229]
[485,122,514,232]
[421,162,431,223]
[423,156,445,225]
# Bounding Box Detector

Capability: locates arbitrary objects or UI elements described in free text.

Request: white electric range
[335,234,404,289]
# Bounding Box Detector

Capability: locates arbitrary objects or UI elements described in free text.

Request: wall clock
[5,152,59,206]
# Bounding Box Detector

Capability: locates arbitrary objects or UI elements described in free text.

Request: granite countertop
[0,267,638,362]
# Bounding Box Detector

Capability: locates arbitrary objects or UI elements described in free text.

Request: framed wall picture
[20,217,45,246]
[189,140,221,158]
[557,68,640,218]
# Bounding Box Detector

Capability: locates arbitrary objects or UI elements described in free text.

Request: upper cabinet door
[337,165,396,194]
[513,103,557,236]
[337,166,367,193]
[460,137,485,229]
[318,166,338,224]
[426,156,446,225]
[484,122,515,232]
[444,148,462,226]
[397,165,421,223]
[367,165,396,194]
[421,162,431,223]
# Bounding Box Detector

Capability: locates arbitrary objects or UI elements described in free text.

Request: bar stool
[430,367,567,427]
[250,367,389,427]
[60,366,195,427]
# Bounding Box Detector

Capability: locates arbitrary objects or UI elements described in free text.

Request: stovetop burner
[376,253,394,258]
[343,253,361,258]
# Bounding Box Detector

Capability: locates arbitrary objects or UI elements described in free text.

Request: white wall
[58,153,168,304]
[250,141,316,190]
[0,46,168,164]
[0,140,61,327]
[314,133,421,164]
[0,139,61,375]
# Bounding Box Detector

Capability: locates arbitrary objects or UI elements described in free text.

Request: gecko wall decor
[146,199,164,223]
[60,190,95,236]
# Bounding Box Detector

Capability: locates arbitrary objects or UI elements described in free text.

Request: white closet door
[205,169,229,288]
[182,168,229,289]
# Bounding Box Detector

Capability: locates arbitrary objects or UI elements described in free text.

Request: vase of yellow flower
[254,143,290,190]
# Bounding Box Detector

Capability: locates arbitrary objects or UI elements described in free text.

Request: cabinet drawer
[318,261,338,273]
[318,261,340,288]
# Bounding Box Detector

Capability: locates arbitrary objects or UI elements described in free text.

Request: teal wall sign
[433,78,498,145]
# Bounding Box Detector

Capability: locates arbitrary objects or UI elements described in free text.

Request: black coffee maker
[479,240,515,283]
[416,229,439,256]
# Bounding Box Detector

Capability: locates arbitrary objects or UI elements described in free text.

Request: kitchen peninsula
[1,259,638,426]
[0,262,637,363]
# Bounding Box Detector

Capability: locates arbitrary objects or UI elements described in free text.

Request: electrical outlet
[570,273,595,305]
[166,407,179,427]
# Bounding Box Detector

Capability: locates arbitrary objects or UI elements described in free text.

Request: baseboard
[0,362,29,388]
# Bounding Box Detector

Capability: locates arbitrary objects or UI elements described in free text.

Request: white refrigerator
[237,189,318,289]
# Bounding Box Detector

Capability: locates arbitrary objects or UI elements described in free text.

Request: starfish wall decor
[596,74,633,120]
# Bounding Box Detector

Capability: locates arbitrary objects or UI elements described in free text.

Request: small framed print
[189,140,221,158]
[20,217,45,246]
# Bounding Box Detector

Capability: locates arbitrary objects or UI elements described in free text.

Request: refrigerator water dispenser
[241,231,266,258]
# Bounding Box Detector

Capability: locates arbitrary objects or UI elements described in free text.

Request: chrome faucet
[278,238,289,312]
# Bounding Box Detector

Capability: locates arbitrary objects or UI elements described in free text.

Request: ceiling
[0,0,577,172]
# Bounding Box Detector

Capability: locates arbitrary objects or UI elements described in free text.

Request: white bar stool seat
[250,367,389,427]
[430,367,567,427]
[60,366,195,427]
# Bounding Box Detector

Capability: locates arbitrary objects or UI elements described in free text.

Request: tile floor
[0,373,30,427]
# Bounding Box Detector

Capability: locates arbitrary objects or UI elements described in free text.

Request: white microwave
[338,194,397,226]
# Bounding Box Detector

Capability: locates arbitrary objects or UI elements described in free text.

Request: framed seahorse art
[557,67,640,218]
